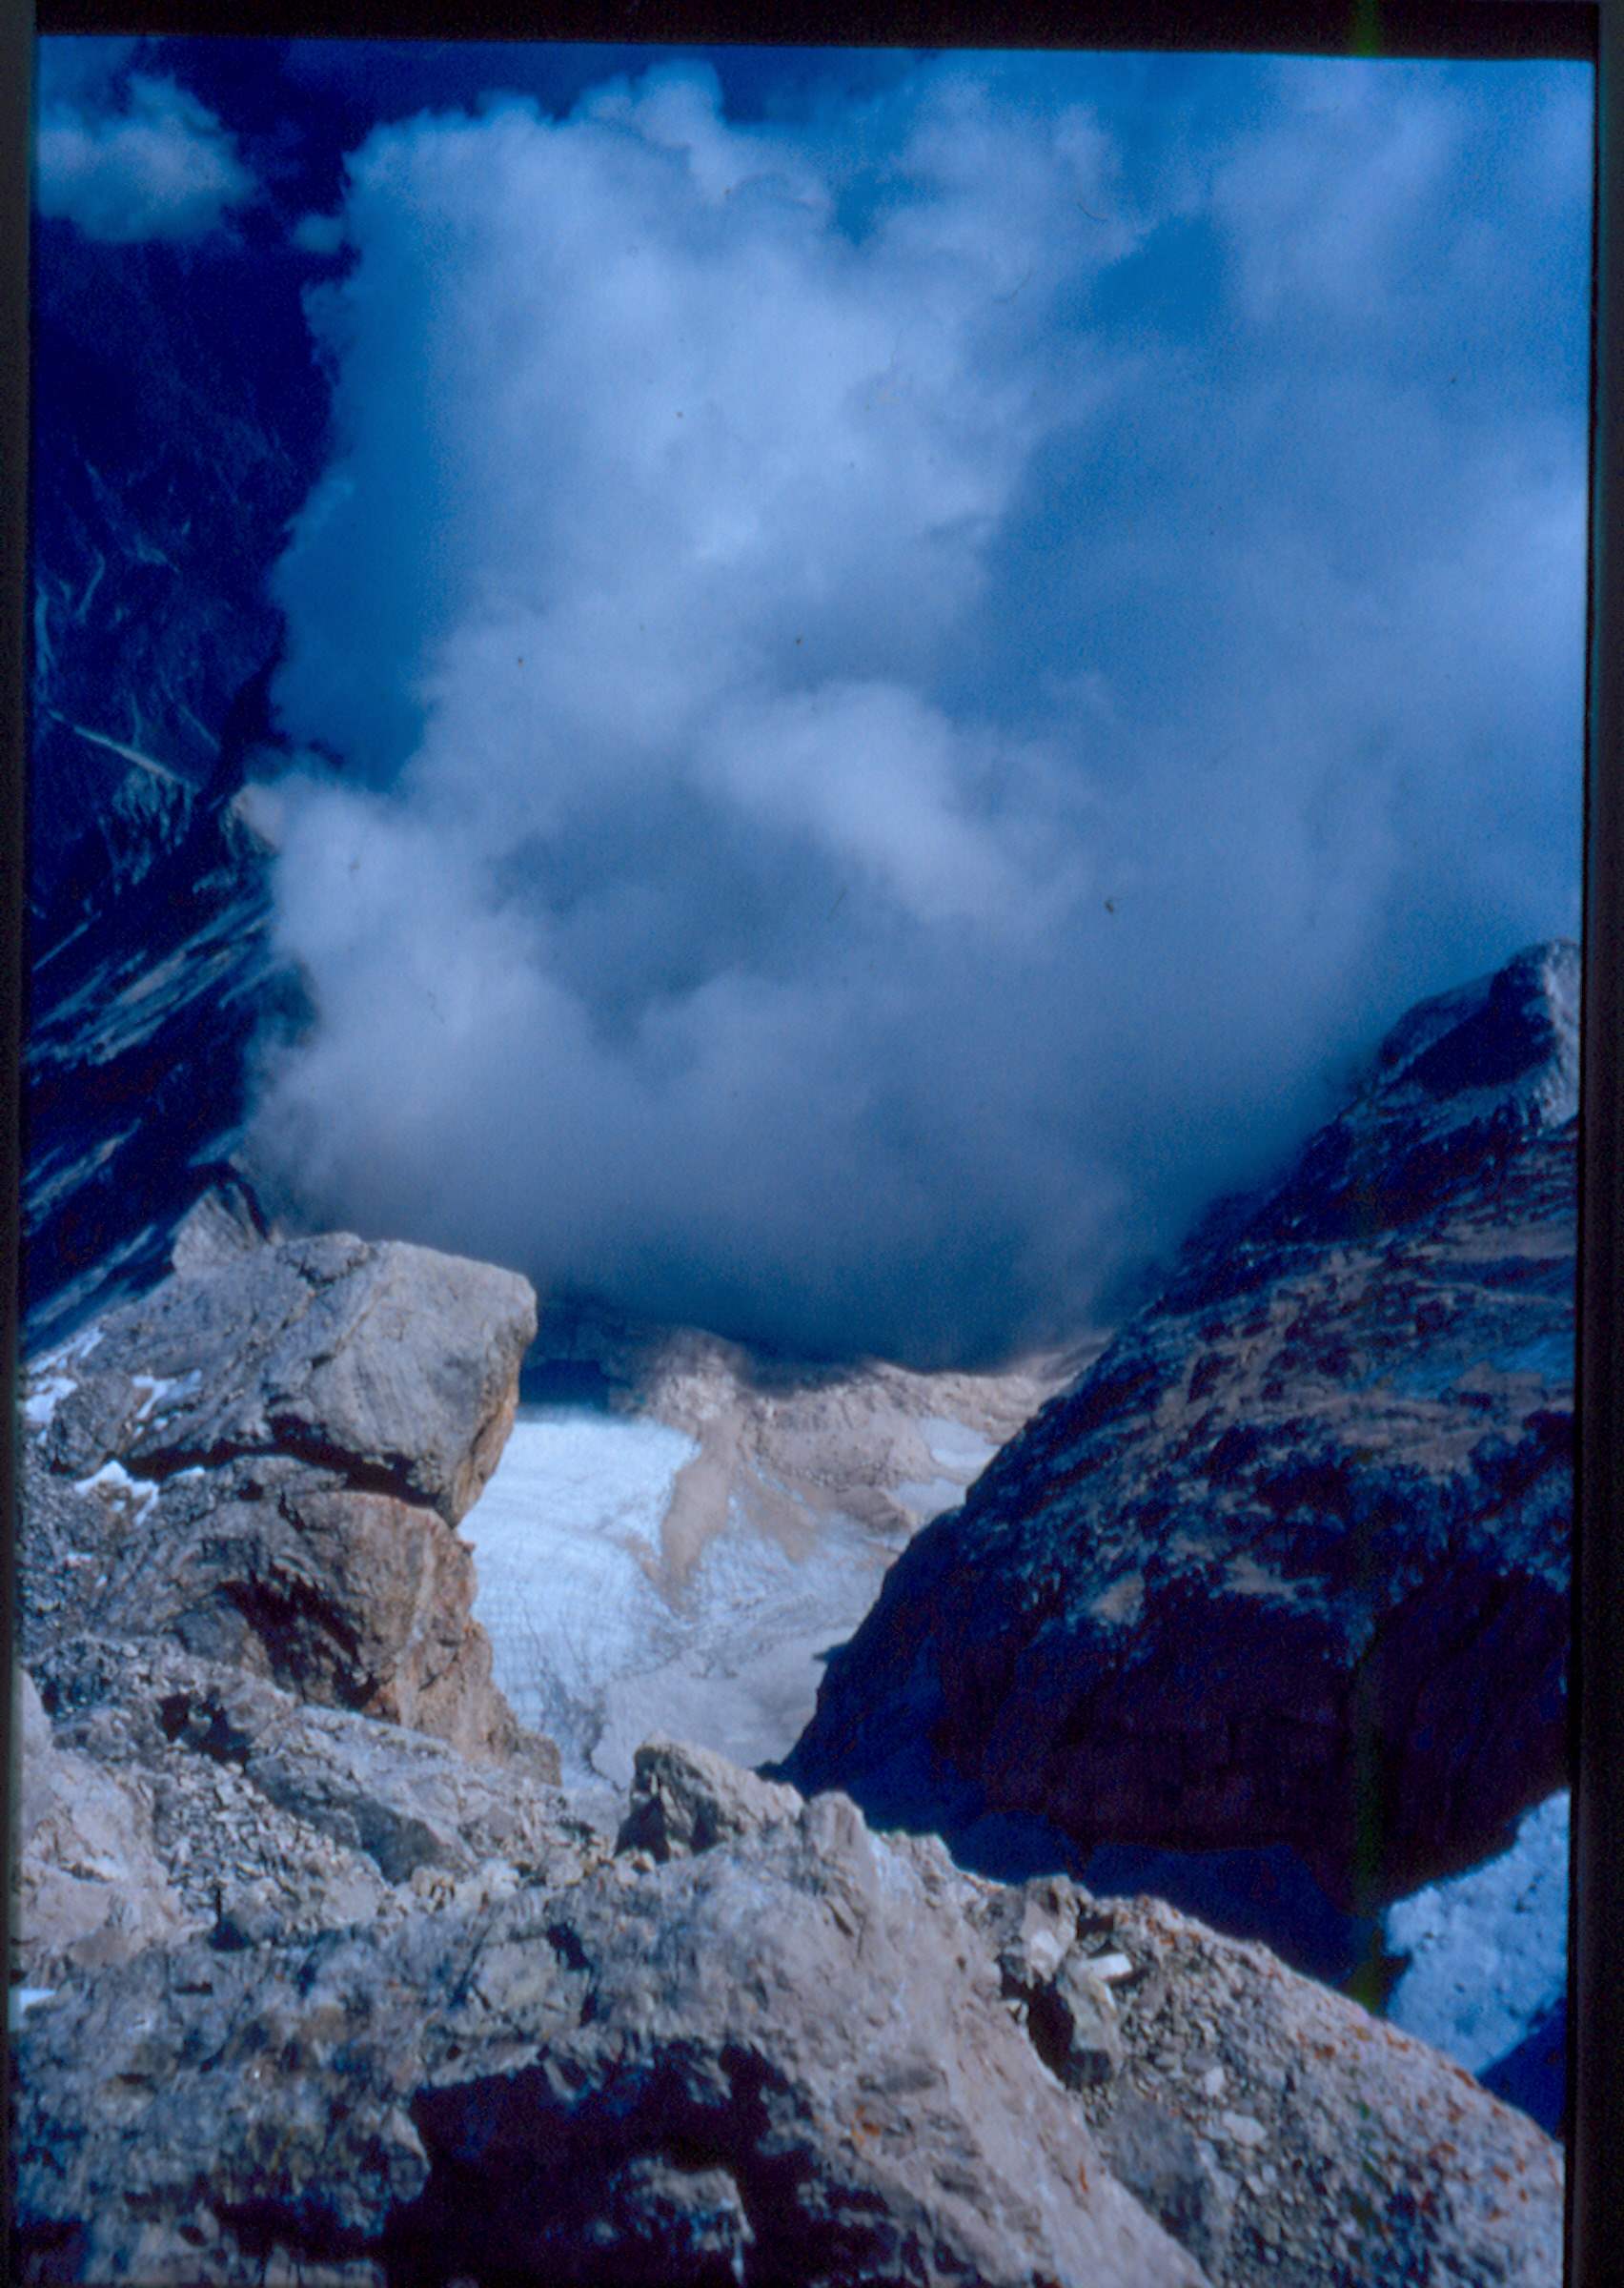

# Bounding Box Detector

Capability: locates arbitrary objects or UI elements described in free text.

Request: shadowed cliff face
[29,215,327,914]
[25,212,329,1351]
[22,779,310,1353]
[787,941,1576,1914]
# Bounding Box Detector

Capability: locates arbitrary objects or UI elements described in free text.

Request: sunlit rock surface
[17,1229,538,1763]
[789,943,1576,1913]
[12,1733,1562,2288]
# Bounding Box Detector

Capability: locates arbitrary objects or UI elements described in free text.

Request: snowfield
[462,1401,910,1787]
[1383,1790,1569,2075]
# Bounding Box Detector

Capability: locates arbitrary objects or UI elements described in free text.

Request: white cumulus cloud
[35,64,255,242]
[249,55,1588,1366]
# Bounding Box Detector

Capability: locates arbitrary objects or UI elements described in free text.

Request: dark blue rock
[789,943,1577,1915]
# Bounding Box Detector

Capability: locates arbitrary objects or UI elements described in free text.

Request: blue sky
[33,37,1592,1363]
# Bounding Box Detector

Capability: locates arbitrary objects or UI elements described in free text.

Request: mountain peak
[1202,939,1579,1275]
[1365,938,1578,1132]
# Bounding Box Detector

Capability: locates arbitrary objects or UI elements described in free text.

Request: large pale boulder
[33,1230,534,1523]
[12,1669,188,1977]
[18,1232,538,1759]
[616,1732,802,1860]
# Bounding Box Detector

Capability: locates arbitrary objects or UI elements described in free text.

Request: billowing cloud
[35,48,255,242]
[250,54,1588,1366]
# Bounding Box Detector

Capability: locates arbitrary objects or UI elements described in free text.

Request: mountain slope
[24,212,331,1346]
[787,941,1576,1913]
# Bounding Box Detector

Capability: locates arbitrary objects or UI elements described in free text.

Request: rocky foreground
[13,1723,1561,2288]
[13,1159,1566,2282]
[789,942,1576,1913]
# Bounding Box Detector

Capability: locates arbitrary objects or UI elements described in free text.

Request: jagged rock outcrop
[12,1737,1561,2287]
[13,1668,190,1976]
[18,1231,538,1760]
[788,943,1576,1909]
[991,1869,1564,2285]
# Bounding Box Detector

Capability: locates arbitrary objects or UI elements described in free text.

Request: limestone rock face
[35,1231,535,1523]
[18,1232,537,1759]
[13,1669,189,1976]
[11,1737,1561,2288]
[12,1765,1201,2288]
[789,943,1576,1906]
[13,1637,587,1986]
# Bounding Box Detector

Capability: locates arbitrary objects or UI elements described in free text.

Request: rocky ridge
[788,942,1577,1911]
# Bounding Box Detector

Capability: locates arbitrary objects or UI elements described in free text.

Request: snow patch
[464,1402,897,1787]
[71,1457,161,1524]
[131,1373,173,1422]
[8,1988,57,2029]
[22,1375,77,1429]
[894,1476,965,1521]
[32,1321,105,1374]
[463,1406,697,1776]
[128,1368,201,1432]
[920,1416,999,1477]
[1383,1790,1569,2074]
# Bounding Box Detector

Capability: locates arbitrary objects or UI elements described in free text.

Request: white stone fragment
[1025,1926,1065,1977]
